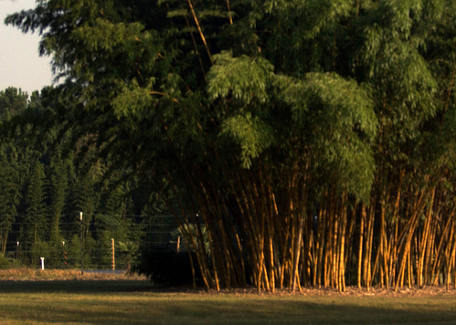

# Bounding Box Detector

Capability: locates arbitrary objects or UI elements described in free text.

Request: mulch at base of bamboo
[293,286,456,297]
[157,286,456,297]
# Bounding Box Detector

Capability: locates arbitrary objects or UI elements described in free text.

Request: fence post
[80,211,84,274]
[111,238,115,271]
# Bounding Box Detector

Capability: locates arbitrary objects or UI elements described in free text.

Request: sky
[0,0,53,94]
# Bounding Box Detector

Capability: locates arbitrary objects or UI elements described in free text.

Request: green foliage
[282,72,377,199]
[48,155,68,241]
[0,254,10,269]
[5,0,456,288]
[23,161,46,246]
[66,234,90,268]
[208,51,273,105]
[0,87,28,120]
[91,231,112,269]
[0,87,160,268]
[0,161,20,226]
[29,241,52,267]
[221,113,275,168]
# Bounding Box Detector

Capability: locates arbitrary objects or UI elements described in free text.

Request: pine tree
[48,154,68,242]
[0,159,20,255]
[23,161,46,249]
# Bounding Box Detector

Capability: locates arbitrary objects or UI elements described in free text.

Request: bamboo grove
[7,0,456,291]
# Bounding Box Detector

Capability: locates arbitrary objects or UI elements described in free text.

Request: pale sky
[0,0,53,94]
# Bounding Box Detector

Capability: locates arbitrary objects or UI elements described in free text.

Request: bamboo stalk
[316,207,325,288]
[339,202,348,292]
[292,216,304,291]
[367,205,375,291]
[225,0,233,24]
[431,213,453,285]
[358,205,366,288]
[186,0,213,63]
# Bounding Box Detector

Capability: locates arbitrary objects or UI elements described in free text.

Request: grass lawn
[0,279,456,324]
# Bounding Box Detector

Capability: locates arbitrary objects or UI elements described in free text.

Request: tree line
[0,87,176,269]
[4,0,456,291]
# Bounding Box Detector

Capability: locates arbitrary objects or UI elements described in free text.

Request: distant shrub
[0,255,10,269]
[30,241,53,268]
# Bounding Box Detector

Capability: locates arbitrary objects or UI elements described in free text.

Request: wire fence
[0,216,185,271]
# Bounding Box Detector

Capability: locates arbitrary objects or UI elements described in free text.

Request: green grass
[0,281,455,324]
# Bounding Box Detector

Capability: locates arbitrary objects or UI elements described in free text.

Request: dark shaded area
[135,249,201,287]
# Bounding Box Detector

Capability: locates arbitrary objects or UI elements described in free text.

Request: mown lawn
[0,280,455,324]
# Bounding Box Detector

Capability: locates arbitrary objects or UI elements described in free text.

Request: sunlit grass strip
[0,268,146,281]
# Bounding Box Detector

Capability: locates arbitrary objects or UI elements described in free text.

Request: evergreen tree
[47,153,68,242]
[0,159,20,255]
[0,87,28,120]
[23,161,46,248]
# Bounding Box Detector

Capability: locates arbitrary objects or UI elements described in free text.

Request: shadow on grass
[0,279,154,294]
